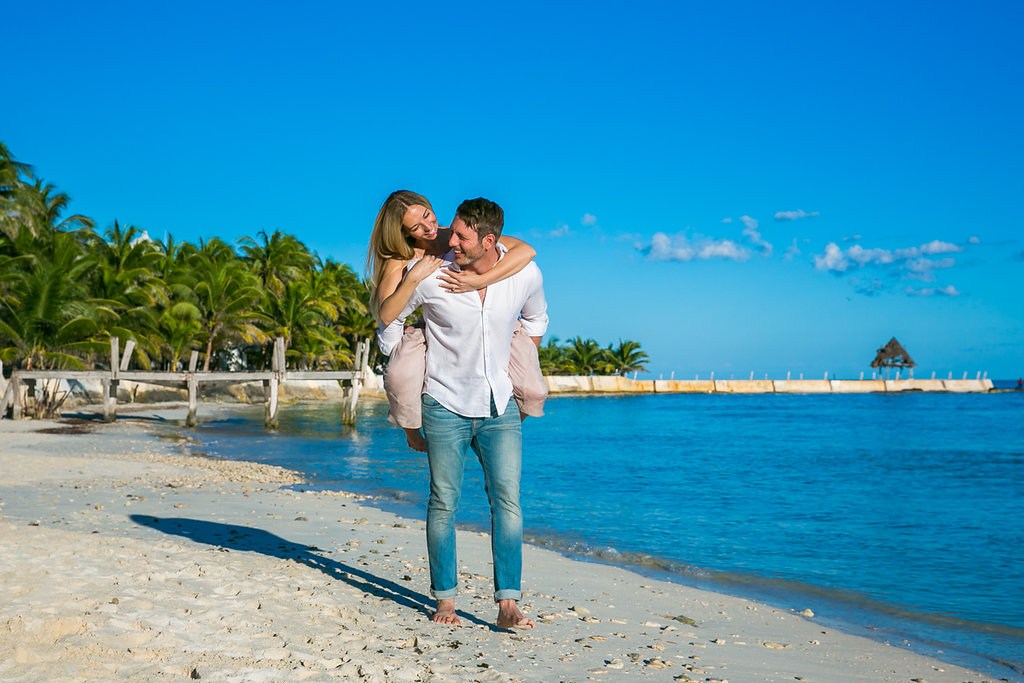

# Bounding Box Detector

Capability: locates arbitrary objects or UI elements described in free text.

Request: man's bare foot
[496,599,535,630]
[432,599,460,626]
[404,428,427,452]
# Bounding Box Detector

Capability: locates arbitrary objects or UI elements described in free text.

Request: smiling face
[449,216,494,269]
[401,204,439,243]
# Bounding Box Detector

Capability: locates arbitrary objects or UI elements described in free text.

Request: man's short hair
[455,198,504,242]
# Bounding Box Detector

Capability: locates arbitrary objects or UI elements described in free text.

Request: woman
[366,190,547,451]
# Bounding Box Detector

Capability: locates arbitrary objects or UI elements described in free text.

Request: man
[378,197,547,630]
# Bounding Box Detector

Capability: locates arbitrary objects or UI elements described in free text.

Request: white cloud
[738,216,772,256]
[784,238,802,260]
[814,242,849,271]
[907,285,961,297]
[774,209,820,221]
[905,256,955,279]
[581,213,598,226]
[969,236,980,244]
[548,223,571,238]
[740,219,773,257]
[847,244,897,266]
[821,240,964,271]
[698,239,747,260]
[815,238,971,295]
[918,240,961,256]
[640,231,751,262]
[721,217,733,224]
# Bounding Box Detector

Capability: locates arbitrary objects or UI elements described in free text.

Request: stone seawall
[546,377,994,394]
[9,372,992,411]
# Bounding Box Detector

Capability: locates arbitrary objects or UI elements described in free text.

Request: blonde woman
[367,190,547,451]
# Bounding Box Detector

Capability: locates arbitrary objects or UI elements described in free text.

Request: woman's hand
[406,255,444,284]
[437,268,485,293]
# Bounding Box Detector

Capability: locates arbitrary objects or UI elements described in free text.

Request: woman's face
[402,205,439,241]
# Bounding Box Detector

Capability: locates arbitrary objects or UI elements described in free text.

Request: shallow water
[179,390,1024,676]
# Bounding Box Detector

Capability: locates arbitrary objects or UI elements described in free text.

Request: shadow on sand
[129,515,495,629]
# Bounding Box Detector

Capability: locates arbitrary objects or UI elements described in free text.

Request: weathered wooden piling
[3,336,370,428]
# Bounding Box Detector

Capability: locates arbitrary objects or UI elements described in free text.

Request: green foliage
[537,336,649,376]
[0,142,651,377]
[0,142,377,373]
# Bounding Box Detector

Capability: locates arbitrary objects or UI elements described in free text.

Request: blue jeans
[421,394,523,602]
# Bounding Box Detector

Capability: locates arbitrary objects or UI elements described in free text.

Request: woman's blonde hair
[366,190,433,313]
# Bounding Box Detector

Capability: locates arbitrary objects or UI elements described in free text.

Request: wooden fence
[0,337,371,428]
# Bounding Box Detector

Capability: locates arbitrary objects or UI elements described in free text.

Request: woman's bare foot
[404,428,427,452]
[496,599,535,630]
[432,599,460,626]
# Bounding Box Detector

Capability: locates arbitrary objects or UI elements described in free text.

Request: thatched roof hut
[870,337,915,369]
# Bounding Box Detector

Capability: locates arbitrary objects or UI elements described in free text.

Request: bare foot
[404,428,427,452]
[432,599,460,626]
[496,599,535,630]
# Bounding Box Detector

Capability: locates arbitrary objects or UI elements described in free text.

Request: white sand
[0,409,1009,682]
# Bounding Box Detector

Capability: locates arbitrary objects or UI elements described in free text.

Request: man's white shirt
[377,247,548,418]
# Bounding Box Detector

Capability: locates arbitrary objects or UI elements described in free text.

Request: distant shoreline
[544,375,995,394]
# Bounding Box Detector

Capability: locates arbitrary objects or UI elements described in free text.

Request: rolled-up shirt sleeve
[518,265,548,338]
[377,316,408,356]
[376,289,421,356]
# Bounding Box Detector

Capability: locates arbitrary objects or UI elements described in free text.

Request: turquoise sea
[175,388,1024,679]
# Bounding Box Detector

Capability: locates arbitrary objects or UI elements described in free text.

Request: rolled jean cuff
[431,586,458,600]
[494,589,522,602]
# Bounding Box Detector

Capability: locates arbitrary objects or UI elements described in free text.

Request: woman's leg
[508,320,547,418]
[382,326,427,449]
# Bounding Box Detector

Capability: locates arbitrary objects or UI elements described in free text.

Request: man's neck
[462,248,501,277]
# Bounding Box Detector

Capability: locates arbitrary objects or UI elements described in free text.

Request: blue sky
[4,0,1022,378]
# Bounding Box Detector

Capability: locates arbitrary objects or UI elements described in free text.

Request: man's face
[449,216,490,268]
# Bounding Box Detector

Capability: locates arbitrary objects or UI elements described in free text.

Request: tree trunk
[203,335,214,372]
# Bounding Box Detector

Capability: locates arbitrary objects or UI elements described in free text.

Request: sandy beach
[0,407,1008,682]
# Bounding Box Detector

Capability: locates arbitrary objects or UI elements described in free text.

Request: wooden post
[110,337,119,377]
[24,379,37,418]
[265,337,284,429]
[189,351,199,373]
[186,375,198,427]
[342,340,365,425]
[10,375,23,420]
[102,337,119,422]
[120,340,136,371]
[102,378,117,422]
[265,377,279,429]
[0,379,11,419]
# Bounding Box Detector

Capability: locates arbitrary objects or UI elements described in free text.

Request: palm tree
[0,230,102,370]
[0,142,35,241]
[564,336,608,375]
[186,238,268,371]
[320,259,375,365]
[263,279,336,365]
[240,229,314,298]
[157,300,202,371]
[84,222,167,369]
[17,180,94,240]
[538,336,568,375]
[606,339,649,376]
